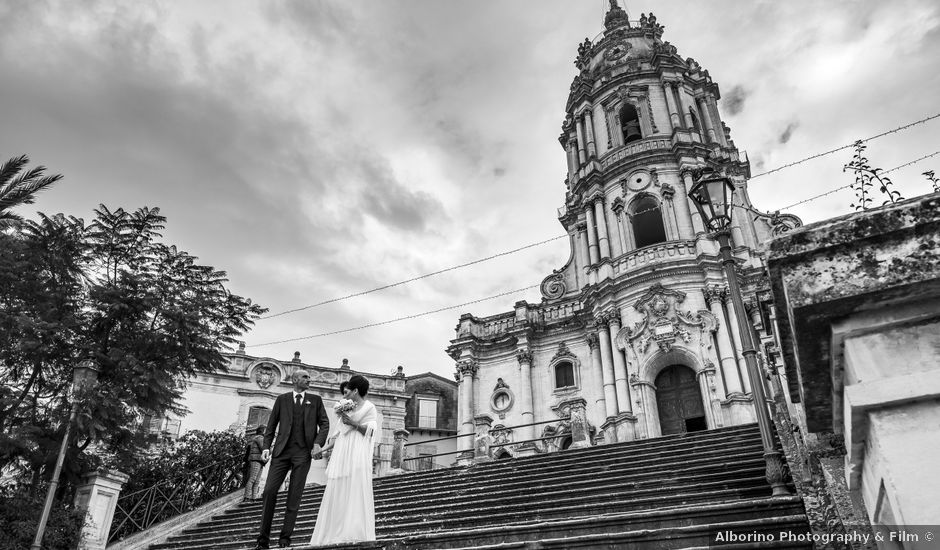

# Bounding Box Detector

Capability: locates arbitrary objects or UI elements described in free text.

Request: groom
[255,369,329,549]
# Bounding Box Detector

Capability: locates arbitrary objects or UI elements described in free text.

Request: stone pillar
[585,204,600,265]
[455,359,478,462]
[565,140,577,179]
[662,81,681,130]
[610,198,627,255]
[565,398,592,449]
[516,349,535,442]
[584,110,597,158]
[660,183,680,240]
[607,311,632,414]
[586,333,606,416]
[595,315,619,418]
[388,429,410,474]
[704,287,744,395]
[589,332,617,419]
[705,93,727,146]
[730,187,748,249]
[575,115,587,165]
[73,468,129,550]
[632,379,659,438]
[569,138,581,171]
[677,85,696,131]
[681,170,707,234]
[473,415,494,462]
[722,290,752,394]
[593,197,611,260]
[576,222,591,277]
[697,97,717,143]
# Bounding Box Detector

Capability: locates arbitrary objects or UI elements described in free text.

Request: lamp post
[31,360,100,550]
[688,172,790,496]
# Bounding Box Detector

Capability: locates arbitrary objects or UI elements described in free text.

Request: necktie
[295,394,302,407]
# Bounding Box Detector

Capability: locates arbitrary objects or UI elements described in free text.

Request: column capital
[455,358,479,379]
[516,349,533,365]
[703,284,728,307]
[585,332,599,349]
[589,192,605,205]
[575,221,588,231]
[606,308,622,327]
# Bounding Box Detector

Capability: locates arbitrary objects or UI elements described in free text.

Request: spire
[605,0,629,31]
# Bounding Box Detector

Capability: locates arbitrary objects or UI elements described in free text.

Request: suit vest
[289,395,307,449]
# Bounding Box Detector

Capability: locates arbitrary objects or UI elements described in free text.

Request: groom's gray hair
[291,369,309,383]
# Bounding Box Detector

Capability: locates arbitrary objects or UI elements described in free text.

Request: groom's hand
[261,449,270,462]
[311,444,322,460]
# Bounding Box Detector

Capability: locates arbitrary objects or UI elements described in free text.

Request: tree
[0,205,265,496]
[0,155,63,229]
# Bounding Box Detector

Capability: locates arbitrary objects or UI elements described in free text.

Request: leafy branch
[925,170,939,193]
[844,140,904,211]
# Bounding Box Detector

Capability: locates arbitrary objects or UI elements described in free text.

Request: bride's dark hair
[347,375,370,398]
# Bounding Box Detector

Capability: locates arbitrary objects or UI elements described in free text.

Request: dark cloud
[723,85,748,115]
[354,150,445,233]
[779,121,799,144]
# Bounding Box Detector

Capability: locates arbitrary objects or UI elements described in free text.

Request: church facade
[446,3,801,461]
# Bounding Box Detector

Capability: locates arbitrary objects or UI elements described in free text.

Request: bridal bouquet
[334,399,355,413]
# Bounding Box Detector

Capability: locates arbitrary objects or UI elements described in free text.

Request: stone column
[677,85,696,131]
[662,81,681,129]
[473,415,494,462]
[576,222,591,277]
[593,196,611,260]
[681,170,707,234]
[697,97,717,143]
[729,187,748,248]
[584,110,597,158]
[589,332,618,419]
[566,140,578,179]
[607,311,632,414]
[73,468,129,550]
[659,183,680,240]
[389,429,410,474]
[455,359,478,460]
[610,198,627,255]
[516,349,535,442]
[705,93,727,146]
[595,314,620,418]
[584,205,600,265]
[575,115,587,165]
[704,287,744,395]
[723,290,752,394]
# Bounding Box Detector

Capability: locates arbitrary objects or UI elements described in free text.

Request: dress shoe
[278,539,291,548]
[253,544,269,550]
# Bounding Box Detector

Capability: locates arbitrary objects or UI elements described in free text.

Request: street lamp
[688,172,790,497]
[32,360,100,550]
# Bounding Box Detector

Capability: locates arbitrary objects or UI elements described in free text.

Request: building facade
[163,346,456,475]
[446,3,801,462]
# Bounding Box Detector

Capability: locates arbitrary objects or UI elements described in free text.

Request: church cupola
[604,0,629,31]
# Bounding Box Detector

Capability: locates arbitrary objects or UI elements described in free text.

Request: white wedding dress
[309,400,377,545]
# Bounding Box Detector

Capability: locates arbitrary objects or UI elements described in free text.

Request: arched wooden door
[655,365,707,435]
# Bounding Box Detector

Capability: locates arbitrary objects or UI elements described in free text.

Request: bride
[310,374,377,545]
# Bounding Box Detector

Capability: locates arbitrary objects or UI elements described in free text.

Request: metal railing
[107,456,244,543]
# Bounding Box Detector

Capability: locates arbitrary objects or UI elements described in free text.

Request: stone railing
[530,300,581,324]
[600,138,672,170]
[477,314,516,338]
[612,240,697,275]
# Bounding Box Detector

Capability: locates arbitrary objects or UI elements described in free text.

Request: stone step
[179,457,770,536]
[154,477,778,549]
[215,446,764,528]
[215,439,767,523]
[152,498,807,550]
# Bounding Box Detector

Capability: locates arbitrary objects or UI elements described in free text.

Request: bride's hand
[340,412,354,426]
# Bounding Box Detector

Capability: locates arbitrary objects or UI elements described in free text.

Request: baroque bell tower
[447,2,801,464]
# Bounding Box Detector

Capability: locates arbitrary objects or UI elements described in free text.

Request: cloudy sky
[2,0,938,381]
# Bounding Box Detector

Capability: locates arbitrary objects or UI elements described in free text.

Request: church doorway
[655,364,706,435]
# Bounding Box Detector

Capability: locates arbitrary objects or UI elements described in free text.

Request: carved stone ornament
[540,271,567,301]
[604,40,632,63]
[495,377,509,390]
[553,342,577,362]
[625,170,652,192]
[456,359,478,379]
[254,364,278,389]
[585,332,599,349]
[767,211,803,236]
[516,349,533,365]
[624,284,717,355]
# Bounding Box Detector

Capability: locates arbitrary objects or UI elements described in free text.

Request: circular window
[490,389,514,413]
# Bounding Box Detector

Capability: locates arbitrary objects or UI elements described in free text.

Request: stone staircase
[148,423,812,549]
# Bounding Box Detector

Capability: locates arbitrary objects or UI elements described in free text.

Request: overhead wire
[255,114,940,327]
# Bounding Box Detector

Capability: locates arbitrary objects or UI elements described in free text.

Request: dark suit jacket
[263,392,330,458]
